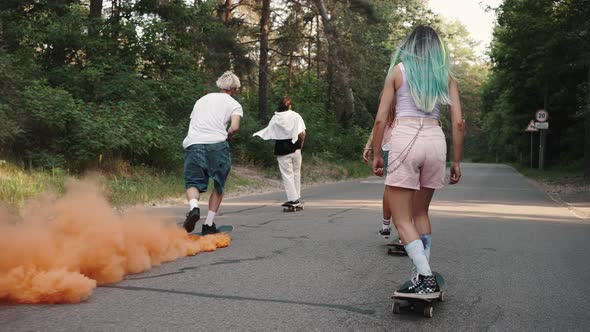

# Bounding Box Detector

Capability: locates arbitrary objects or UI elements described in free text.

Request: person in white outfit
[253,96,306,207]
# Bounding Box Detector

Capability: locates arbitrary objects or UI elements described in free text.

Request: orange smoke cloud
[0,180,231,304]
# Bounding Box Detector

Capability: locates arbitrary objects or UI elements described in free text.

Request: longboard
[387,241,407,255]
[283,205,304,212]
[195,224,233,236]
[391,272,445,318]
[386,239,402,246]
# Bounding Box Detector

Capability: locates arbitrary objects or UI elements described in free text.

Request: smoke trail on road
[0,180,231,304]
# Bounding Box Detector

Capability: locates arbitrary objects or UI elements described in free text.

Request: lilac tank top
[395,63,441,120]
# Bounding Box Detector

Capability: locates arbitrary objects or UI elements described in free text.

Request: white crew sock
[404,239,432,276]
[382,218,391,230]
[204,211,216,226]
[189,199,199,210]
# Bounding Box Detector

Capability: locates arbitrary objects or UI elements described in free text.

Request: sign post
[525,120,538,168]
[535,110,549,170]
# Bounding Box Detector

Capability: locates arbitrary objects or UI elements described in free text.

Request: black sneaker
[201,223,220,236]
[379,227,391,238]
[281,201,291,207]
[394,274,440,299]
[183,207,200,233]
[287,200,302,207]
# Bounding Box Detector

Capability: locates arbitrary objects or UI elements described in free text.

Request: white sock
[204,211,216,226]
[404,239,432,276]
[382,218,391,230]
[189,199,199,210]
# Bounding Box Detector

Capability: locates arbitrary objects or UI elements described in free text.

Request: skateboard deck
[387,241,406,255]
[391,272,445,318]
[195,224,233,236]
[386,239,403,246]
[283,205,304,212]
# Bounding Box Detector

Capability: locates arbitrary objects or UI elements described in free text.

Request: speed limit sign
[535,110,548,122]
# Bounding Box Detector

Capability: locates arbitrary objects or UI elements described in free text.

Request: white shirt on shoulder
[253,110,305,144]
[182,92,243,148]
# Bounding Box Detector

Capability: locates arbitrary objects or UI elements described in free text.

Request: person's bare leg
[413,187,435,261]
[379,187,393,238]
[208,190,224,213]
[183,187,201,232]
[202,189,224,227]
[388,185,432,277]
[387,186,418,244]
[412,187,435,235]
[186,187,200,202]
[383,187,392,220]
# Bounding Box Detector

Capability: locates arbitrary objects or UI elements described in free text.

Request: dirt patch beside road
[533,182,590,220]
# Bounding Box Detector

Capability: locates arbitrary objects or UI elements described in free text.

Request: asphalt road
[2,163,589,331]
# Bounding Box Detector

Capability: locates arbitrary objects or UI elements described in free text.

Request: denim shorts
[184,141,231,194]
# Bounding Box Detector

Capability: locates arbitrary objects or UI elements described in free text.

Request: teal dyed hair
[388,26,453,113]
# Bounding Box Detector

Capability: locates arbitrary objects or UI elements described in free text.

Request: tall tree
[481,0,590,167]
[313,0,355,124]
[258,0,270,121]
[585,66,590,178]
[219,0,233,24]
[89,0,102,38]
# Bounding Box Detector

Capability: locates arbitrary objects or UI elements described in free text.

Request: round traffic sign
[535,110,548,122]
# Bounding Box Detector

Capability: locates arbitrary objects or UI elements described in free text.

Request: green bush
[231,78,368,167]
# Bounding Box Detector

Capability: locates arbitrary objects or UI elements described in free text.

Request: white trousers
[277,149,302,202]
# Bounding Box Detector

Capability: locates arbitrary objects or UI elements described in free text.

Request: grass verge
[0,157,372,210]
[514,162,587,186]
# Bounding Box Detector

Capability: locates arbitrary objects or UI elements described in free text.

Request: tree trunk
[314,0,355,124]
[111,0,119,40]
[258,0,271,122]
[219,0,233,24]
[288,52,294,92]
[89,0,103,38]
[0,18,5,52]
[307,20,312,81]
[315,15,321,91]
[112,0,119,20]
[585,66,590,179]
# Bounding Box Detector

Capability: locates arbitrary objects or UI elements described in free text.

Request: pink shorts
[385,123,447,190]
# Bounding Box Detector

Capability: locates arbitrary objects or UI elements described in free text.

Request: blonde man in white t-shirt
[182,71,243,235]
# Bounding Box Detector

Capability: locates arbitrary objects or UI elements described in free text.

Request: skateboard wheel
[392,302,401,314]
[439,291,445,302]
[423,304,433,318]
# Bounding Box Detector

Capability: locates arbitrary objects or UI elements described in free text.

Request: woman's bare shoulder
[390,64,403,90]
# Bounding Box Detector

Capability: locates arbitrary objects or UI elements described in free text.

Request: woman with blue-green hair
[371,26,464,299]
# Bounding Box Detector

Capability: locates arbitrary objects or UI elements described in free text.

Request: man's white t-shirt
[182,93,244,148]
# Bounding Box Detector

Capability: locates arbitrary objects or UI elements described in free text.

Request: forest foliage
[480,0,589,170]
[0,0,543,174]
